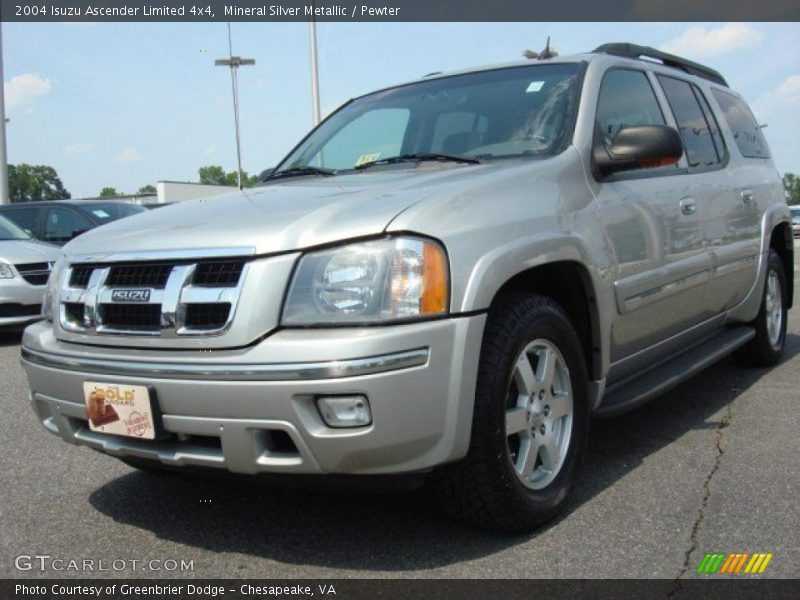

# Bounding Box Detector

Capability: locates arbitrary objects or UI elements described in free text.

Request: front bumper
[21,315,485,475]
[1,280,45,327]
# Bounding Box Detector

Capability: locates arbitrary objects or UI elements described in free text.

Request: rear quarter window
[711,89,770,159]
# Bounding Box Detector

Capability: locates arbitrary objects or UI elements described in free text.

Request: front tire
[433,294,590,532]
[738,249,788,367]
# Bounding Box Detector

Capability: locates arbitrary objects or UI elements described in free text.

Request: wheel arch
[769,221,794,309]
[485,260,603,381]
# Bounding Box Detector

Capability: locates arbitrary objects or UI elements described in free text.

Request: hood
[61,162,517,258]
[0,239,61,265]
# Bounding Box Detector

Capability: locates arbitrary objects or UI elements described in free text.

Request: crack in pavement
[667,389,737,597]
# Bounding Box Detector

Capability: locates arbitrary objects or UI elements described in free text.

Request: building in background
[72,181,237,206]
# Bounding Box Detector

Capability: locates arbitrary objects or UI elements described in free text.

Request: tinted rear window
[711,89,770,159]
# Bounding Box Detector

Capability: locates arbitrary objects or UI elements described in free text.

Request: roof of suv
[401,42,728,91]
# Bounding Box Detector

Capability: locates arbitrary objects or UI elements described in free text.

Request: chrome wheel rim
[505,339,573,490]
[765,270,783,347]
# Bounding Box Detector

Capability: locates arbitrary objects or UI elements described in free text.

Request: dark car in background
[0,201,146,246]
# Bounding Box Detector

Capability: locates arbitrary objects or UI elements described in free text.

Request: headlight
[0,261,16,279]
[282,236,449,325]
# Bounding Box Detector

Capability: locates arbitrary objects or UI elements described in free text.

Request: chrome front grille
[106,264,172,288]
[193,261,244,287]
[100,303,162,331]
[58,259,248,336]
[69,266,92,288]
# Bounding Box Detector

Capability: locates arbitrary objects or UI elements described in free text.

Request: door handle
[680,197,697,216]
[741,189,756,205]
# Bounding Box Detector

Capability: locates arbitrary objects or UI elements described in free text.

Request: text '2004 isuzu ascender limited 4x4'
[22,43,792,531]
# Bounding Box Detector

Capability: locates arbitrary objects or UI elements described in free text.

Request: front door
[590,68,711,365]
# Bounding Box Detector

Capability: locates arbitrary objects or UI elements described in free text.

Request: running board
[594,326,755,419]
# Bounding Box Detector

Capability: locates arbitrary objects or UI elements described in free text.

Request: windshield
[276,63,582,175]
[792,208,800,224]
[0,214,31,241]
[78,203,146,223]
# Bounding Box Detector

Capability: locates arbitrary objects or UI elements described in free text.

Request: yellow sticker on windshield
[355,152,381,167]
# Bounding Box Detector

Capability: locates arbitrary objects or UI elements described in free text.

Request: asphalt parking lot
[1,266,798,581]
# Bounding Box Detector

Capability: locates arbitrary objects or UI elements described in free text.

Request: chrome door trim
[618,269,710,314]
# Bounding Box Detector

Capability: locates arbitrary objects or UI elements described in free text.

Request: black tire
[738,249,788,367]
[432,294,590,532]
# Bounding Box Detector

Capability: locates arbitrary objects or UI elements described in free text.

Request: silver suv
[21,43,792,531]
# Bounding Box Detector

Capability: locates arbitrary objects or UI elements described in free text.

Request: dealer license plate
[83,382,156,440]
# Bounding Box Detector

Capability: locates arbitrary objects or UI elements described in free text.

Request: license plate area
[83,382,159,440]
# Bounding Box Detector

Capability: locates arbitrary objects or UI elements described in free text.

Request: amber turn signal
[421,242,449,315]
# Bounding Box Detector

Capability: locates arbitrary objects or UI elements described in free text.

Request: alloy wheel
[505,339,574,490]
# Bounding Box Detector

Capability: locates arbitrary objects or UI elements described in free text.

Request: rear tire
[433,294,590,532]
[738,249,787,367]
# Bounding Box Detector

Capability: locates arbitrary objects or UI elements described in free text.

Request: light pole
[309,14,321,126]
[215,24,254,189]
[0,23,10,205]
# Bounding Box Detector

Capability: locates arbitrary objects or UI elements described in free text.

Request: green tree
[198,165,259,188]
[99,187,121,197]
[198,165,228,185]
[783,173,800,205]
[8,164,71,202]
[138,184,156,194]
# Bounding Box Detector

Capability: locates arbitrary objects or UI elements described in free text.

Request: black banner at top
[2,0,800,22]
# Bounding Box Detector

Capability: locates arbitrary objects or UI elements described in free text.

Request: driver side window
[596,69,665,146]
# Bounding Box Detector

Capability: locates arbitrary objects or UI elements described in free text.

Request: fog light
[316,395,372,428]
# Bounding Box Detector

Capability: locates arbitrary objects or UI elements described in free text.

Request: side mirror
[593,125,683,177]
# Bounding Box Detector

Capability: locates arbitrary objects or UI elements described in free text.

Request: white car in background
[0,215,61,330]
[791,206,800,238]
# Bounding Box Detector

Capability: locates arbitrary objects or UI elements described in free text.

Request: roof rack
[592,43,728,87]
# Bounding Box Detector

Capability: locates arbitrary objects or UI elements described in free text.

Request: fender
[458,229,614,379]
[727,203,793,324]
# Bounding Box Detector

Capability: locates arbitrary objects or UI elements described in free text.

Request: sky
[3,21,800,198]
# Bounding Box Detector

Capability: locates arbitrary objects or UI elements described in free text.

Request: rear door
[704,88,776,312]
[653,75,737,315]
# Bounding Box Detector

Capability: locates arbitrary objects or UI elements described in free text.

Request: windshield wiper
[264,166,336,181]
[355,153,481,170]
